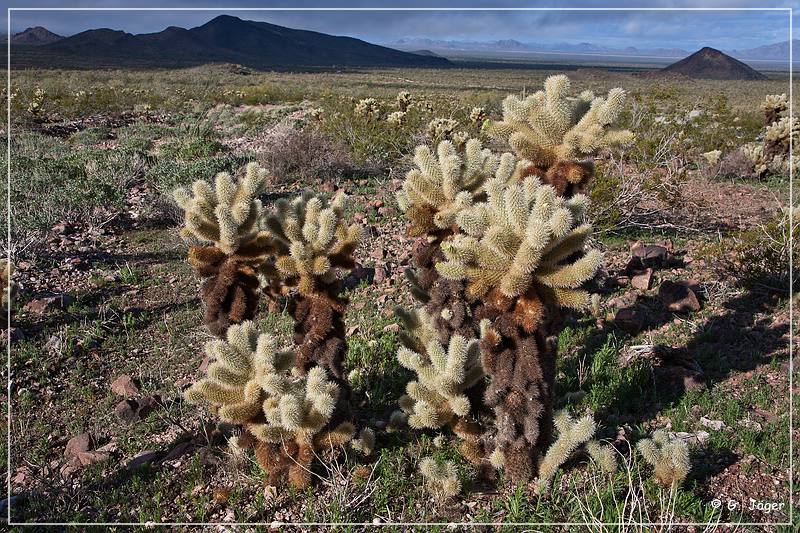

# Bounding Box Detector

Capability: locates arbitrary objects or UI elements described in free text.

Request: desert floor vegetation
[2,64,795,527]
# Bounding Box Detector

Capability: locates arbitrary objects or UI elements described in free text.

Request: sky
[3,0,796,51]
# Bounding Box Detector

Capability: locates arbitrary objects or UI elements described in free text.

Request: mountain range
[390,37,798,62]
[10,15,450,70]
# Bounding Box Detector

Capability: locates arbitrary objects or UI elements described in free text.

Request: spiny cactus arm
[586,440,618,474]
[534,249,602,289]
[535,411,596,494]
[184,321,283,423]
[350,427,376,456]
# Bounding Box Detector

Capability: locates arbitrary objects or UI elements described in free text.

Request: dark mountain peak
[14,15,449,70]
[660,46,766,80]
[11,26,62,46]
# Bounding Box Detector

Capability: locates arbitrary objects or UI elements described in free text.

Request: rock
[136,395,160,419]
[700,416,726,431]
[630,268,653,290]
[22,293,76,314]
[658,280,701,313]
[738,419,762,432]
[373,265,387,285]
[64,433,92,461]
[378,206,396,217]
[199,354,211,373]
[669,430,709,446]
[654,366,706,393]
[127,450,162,471]
[613,306,645,334]
[629,242,670,268]
[114,399,139,424]
[162,441,194,462]
[76,450,110,466]
[383,323,400,333]
[7,328,24,343]
[343,266,375,289]
[110,374,139,397]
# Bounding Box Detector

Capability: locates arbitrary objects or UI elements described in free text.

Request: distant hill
[409,49,442,57]
[11,15,450,70]
[11,26,62,46]
[659,47,766,80]
[728,39,798,61]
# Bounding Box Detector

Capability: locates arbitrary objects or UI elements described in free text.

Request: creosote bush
[175,162,366,488]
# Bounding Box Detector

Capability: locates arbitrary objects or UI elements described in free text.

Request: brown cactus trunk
[475,287,561,484]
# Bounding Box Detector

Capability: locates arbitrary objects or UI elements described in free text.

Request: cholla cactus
[354,98,379,119]
[1,259,16,329]
[265,191,362,295]
[263,191,361,390]
[485,75,632,167]
[387,110,407,127]
[701,150,722,166]
[586,440,618,475]
[309,107,323,121]
[419,457,461,499]
[396,139,526,238]
[739,95,798,177]
[765,116,799,155]
[397,329,483,430]
[484,75,632,196]
[438,175,601,305]
[173,163,274,336]
[396,90,412,112]
[534,411,595,493]
[427,118,459,143]
[451,131,470,149]
[469,106,487,125]
[173,163,271,256]
[761,93,787,125]
[636,430,691,488]
[185,321,355,488]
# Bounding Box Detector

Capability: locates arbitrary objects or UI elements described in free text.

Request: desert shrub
[255,127,362,183]
[704,208,799,291]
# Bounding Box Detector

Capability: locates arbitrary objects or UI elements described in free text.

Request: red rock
[631,268,653,290]
[65,433,92,461]
[374,265,387,285]
[658,280,701,312]
[22,293,76,314]
[110,374,139,397]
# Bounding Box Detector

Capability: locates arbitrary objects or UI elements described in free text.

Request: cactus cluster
[173,163,274,336]
[175,163,366,488]
[636,430,691,488]
[394,75,616,486]
[484,74,632,197]
[396,90,412,112]
[742,93,798,176]
[419,457,461,499]
[354,98,380,119]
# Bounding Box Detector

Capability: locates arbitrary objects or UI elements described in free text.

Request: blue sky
[4,1,796,51]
